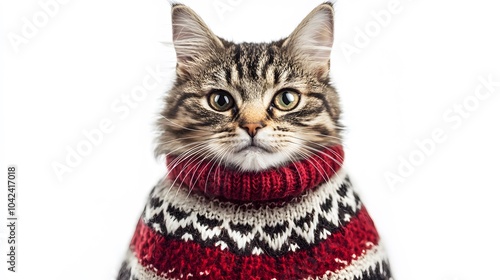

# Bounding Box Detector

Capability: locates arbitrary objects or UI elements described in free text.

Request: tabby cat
[118,3,392,279]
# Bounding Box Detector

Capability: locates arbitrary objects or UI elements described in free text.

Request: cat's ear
[284,3,334,79]
[171,4,224,77]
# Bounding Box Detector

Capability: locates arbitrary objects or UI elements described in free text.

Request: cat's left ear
[171,4,224,78]
[284,3,334,79]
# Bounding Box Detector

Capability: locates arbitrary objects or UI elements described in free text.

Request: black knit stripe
[142,172,363,256]
[117,261,132,280]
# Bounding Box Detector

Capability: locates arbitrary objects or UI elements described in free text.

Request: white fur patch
[213,126,303,171]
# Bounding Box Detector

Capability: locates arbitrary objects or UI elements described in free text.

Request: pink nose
[240,122,264,137]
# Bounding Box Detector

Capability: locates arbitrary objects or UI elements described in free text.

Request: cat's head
[156,3,342,171]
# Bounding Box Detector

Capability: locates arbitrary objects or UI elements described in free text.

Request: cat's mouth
[236,144,272,154]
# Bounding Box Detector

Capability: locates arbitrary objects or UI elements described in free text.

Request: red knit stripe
[130,207,378,280]
[166,145,344,202]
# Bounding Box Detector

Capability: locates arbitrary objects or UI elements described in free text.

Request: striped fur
[156,3,342,171]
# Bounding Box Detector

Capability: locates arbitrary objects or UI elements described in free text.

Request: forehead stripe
[233,44,244,79]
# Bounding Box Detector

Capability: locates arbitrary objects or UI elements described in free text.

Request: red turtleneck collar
[166,145,344,202]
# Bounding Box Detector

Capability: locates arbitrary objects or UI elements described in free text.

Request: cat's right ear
[171,4,223,77]
[284,3,334,80]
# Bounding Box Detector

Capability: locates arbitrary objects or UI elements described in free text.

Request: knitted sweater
[118,146,392,280]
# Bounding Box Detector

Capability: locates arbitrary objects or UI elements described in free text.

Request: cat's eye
[208,91,235,112]
[273,90,300,111]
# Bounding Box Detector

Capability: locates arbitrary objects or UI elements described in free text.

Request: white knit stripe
[143,168,361,254]
[310,245,392,280]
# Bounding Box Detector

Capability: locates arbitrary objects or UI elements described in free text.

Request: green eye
[273,90,300,111]
[208,90,235,111]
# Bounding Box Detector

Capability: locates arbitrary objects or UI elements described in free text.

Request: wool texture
[118,146,392,280]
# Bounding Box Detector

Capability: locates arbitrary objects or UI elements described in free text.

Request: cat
[118,3,392,280]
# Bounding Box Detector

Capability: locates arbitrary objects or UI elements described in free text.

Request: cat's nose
[240,122,264,137]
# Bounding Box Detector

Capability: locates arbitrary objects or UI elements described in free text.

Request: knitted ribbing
[166,145,344,202]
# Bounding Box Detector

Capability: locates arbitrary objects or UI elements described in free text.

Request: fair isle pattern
[119,166,392,279]
[143,170,361,256]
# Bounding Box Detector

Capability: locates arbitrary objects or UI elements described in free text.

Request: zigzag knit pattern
[118,146,392,280]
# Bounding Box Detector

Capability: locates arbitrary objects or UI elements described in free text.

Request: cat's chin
[227,148,291,172]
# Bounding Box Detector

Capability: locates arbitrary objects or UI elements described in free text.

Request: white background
[1,0,500,279]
